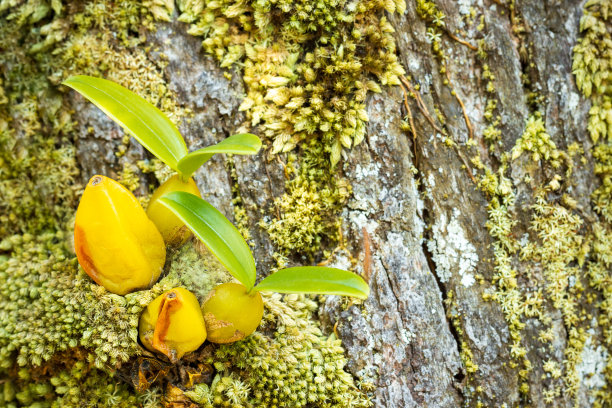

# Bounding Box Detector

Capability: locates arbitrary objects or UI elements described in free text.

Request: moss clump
[178,0,404,166]
[178,0,404,259]
[0,80,78,237]
[521,193,587,397]
[0,0,190,231]
[185,293,371,407]
[415,0,447,63]
[511,115,562,166]
[0,0,190,371]
[262,142,351,261]
[0,233,84,368]
[592,143,612,222]
[0,361,158,408]
[476,112,607,402]
[573,1,612,405]
[444,290,481,405]
[573,0,612,221]
[165,240,234,300]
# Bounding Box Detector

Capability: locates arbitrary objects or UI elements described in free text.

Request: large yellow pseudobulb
[74,175,166,295]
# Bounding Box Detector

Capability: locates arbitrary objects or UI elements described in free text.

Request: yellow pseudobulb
[74,175,166,295]
[201,283,263,344]
[147,174,201,246]
[139,288,207,362]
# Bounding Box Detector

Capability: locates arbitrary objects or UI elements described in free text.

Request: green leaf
[254,267,370,299]
[159,191,256,289]
[62,75,188,171]
[177,133,262,177]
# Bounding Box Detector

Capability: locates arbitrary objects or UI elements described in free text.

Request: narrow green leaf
[177,133,262,177]
[254,267,370,299]
[62,75,188,171]
[159,191,256,289]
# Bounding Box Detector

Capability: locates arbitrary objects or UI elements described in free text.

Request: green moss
[0,5,372,406]
[165,240,234,300]
[0,361,158,408]
[176,0,404,261]
[444,290,481,405]
[0,86,78,237]
[415,0,447,63]
[178,0,404,167]
[573,1,612,405]
[477,112,600,402]
[592,143,612,222]
[0,0,395,405]
[511,114,562,167]
[469,0,612,400]
[522,194,587,397]
[227,156,254,243]
[262,142,351,261]
[0,0,193,370]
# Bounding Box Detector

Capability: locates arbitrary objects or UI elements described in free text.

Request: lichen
[427,208,478,287]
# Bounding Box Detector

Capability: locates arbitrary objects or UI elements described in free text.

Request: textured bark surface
[51,1,607,407]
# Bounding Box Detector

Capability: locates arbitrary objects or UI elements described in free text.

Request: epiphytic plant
[63,75,262,245]
[66,75,368,359]
[160,192,370,344]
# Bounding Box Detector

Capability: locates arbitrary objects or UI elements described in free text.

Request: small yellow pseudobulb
[147,174,201,246]
[139,288,207,362]
[74,175,166,295]
[201,283,263,344]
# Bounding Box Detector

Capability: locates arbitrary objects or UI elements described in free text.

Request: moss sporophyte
[66,76,370,363]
